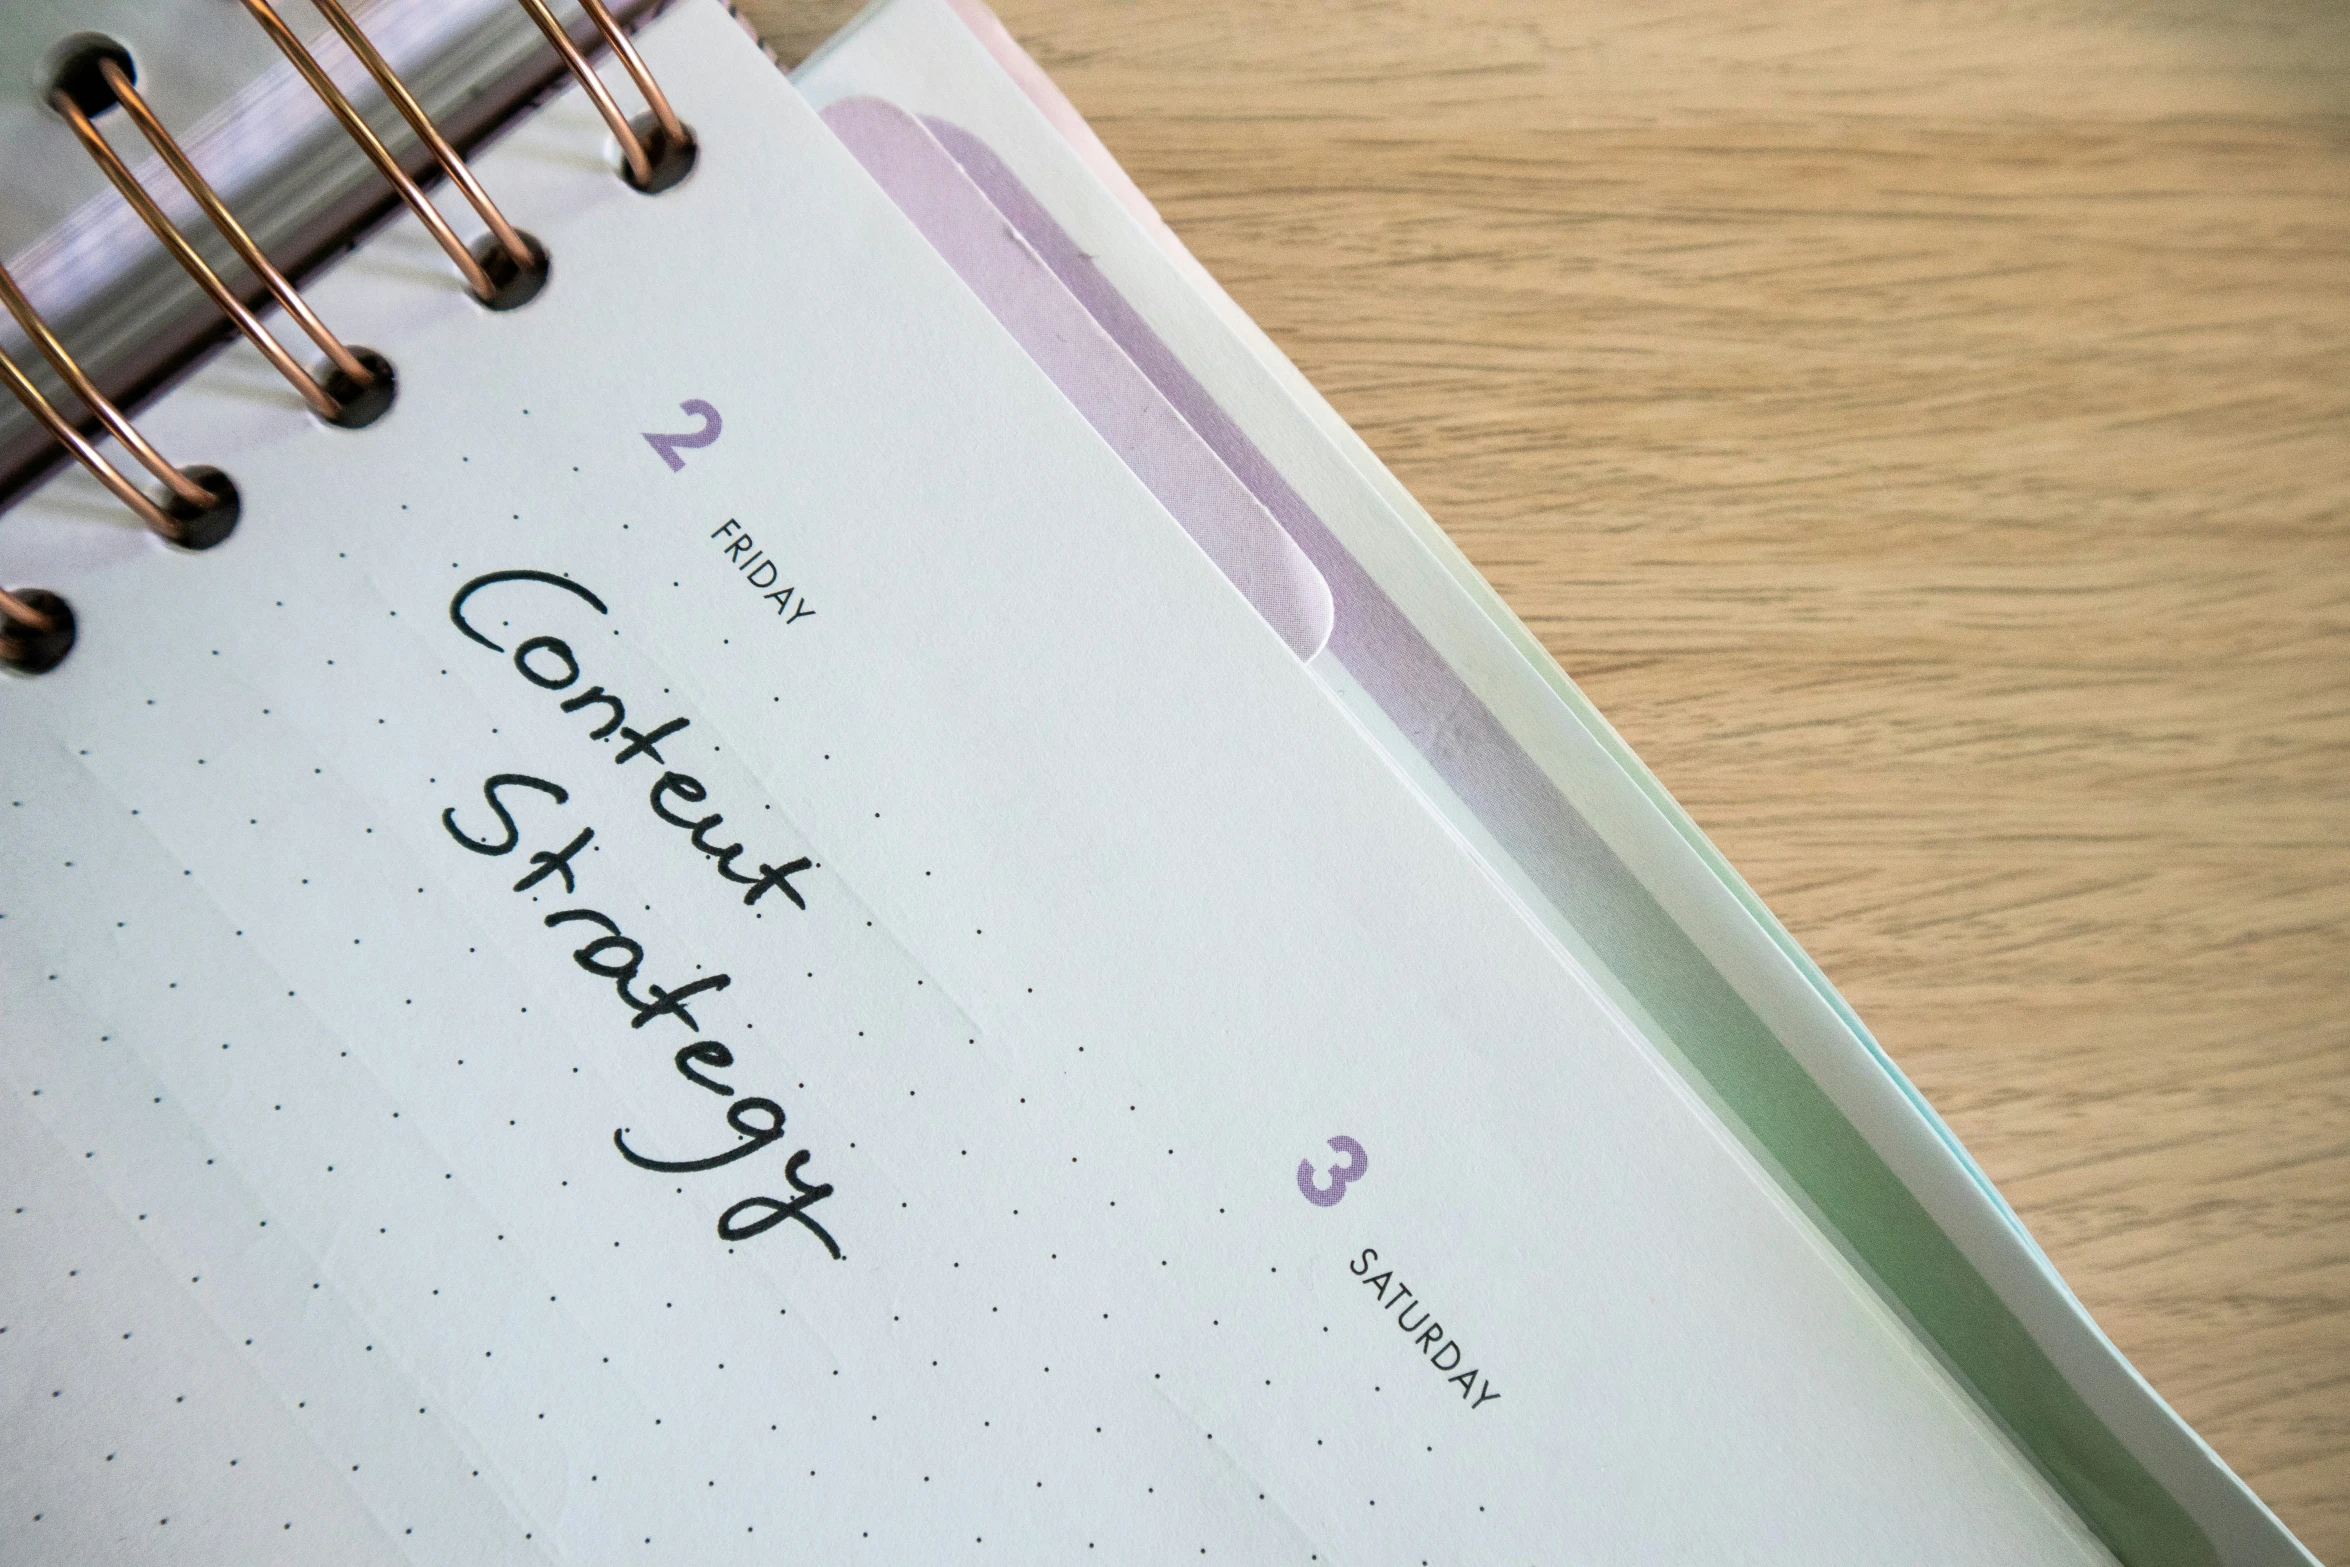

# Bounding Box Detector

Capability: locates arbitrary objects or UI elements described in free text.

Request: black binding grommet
[163,467,240,551]
[321,346,396,429]
[623,114,697,195]
[1,590,77,674]
[474,232,549,312]
[45,35,134,119]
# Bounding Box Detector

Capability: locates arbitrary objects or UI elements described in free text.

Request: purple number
[1297,1135,1367,1207]
[644,399,723,471]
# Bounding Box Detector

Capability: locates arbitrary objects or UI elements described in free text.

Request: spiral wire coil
[57,56,380,422]
[1,1,693,673]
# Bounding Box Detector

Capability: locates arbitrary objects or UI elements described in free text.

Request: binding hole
[622,115,697,194]
[473,231,549,312]
[321,347,397,430]
[163,467,240,551]
[0,590,77,674]
[44,35,134,119]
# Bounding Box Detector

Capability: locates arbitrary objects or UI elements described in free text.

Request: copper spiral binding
[0,347,173,533]
[0,262,236,538]
[517,0,696,192]
[5,3,688,673]
[237,0,501,305]
[1,263,236,671]
[1,263,213,519]
[55,58,387,425]
[305,0,547,304]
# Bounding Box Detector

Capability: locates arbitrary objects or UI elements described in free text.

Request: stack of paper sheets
[0,1,2309,1561]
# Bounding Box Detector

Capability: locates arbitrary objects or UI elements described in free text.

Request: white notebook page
[0,3,2106,1561]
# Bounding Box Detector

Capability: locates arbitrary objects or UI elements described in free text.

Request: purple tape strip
[921,117,1659,953]
[821,97,1333,662]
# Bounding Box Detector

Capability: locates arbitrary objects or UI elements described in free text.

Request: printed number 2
[644,400,722,471]
[1297,1136,1367,1207]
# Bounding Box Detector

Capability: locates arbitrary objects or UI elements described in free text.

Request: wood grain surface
[749,0,2350,1550]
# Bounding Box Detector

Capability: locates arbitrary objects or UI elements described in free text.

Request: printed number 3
[1297,1135,1367,1207]
[644,399,722,471]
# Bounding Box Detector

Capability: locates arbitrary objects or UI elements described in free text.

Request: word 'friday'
[1351,1247,1500,1410]
[711,519,814,622]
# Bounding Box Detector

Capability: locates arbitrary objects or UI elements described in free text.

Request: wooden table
[753,0,2350,1550]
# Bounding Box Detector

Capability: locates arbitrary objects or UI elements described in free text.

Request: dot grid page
[0,4,2110,1562]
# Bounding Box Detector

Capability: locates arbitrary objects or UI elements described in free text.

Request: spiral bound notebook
[0,3,2311,1565]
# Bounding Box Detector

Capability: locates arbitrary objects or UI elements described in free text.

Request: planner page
[3,3,2109,1562]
